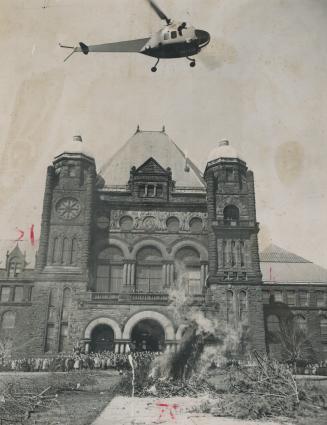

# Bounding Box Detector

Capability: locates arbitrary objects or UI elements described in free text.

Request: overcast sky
[0,0,326,268]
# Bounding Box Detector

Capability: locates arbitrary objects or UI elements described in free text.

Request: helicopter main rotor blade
[147,0,171,25]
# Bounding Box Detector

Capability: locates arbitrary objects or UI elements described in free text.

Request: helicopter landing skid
[186,56,196,67]
[151,58,160,72]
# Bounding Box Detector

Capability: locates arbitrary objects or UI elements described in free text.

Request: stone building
[0,129,326,360]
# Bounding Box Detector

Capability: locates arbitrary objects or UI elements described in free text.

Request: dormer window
[139,184,163,198]
[68,164,76,177]
[8,258,21,278]
[226,168,234,182]
[148,185,155,197]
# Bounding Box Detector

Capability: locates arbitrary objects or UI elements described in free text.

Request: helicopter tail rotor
[59,43,78,62]
[59,42,90,61]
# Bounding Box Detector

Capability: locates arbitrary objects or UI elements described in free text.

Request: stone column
[123,263,128,286]
[169,263,174,286]
[130,263,135,288]
[200,264,206,287]
[162,264,167,287]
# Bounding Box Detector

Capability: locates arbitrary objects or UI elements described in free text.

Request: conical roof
[100,130,204,187]
[207,140,243,162]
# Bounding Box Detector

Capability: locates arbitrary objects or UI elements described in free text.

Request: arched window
[136,247,162,293]
[316,291,326,308]
[96,246,124,293]
[189,217,203,233]
[227,290,234,323]
[240,241,245,267]
[70,238,79,265]
[1,311,16,330]
[52,237,61,264]
[320,316,327,343]
[175,247,201,294]
[47,288,58,322]
[223,205,239,224]
[231,241,236,267]
[294,315,307,333]
[8,258,22,278]
[120,216,133,231]
[239,291,248,321]
[166,217,180,232]
[62,238,70,264]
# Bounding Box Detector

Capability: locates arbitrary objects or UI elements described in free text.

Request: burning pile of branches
[0,382,58,423]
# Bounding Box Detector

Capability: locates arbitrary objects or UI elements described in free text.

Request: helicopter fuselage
[140,22,210,59]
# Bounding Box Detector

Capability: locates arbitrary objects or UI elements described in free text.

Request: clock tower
[36,148,96,276]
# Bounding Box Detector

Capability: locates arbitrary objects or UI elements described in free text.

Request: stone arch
[223,205,240,221]
[84,317,122,340]
[170,239,208,261]
[94,237,131,260]
[131,238,168,260]
[217,198,245,216]
[122,311,175,340]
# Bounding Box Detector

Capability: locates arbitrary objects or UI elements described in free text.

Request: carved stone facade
[109,210,208,233]
[0,134,326,360]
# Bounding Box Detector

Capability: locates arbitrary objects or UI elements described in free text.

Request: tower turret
[204,140,261,284]
[204,140,265,352]
[36,137,96,276]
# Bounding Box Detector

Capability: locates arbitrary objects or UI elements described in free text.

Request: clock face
[56,197,81,220]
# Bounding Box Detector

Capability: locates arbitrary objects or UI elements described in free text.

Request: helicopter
[60,0,210,72]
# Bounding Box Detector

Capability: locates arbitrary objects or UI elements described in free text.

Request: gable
[135,157,168,176]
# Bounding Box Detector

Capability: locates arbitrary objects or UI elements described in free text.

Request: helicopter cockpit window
[164,32,169,40]
[171,31,177,39]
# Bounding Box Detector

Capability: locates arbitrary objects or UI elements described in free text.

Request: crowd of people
[0,350,162,373]
[216,359,327,376]
[1,348,327,375]
[288,361,327,376]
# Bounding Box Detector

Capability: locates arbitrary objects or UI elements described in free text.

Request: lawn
[0,371,121,425]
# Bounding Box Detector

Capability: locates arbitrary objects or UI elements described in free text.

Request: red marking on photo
[16,228,24,241]
[30,224,35,246]
[156,401,179,422]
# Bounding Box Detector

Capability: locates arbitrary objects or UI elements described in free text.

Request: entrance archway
[90,324,114,353]
[131,319,165,352]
